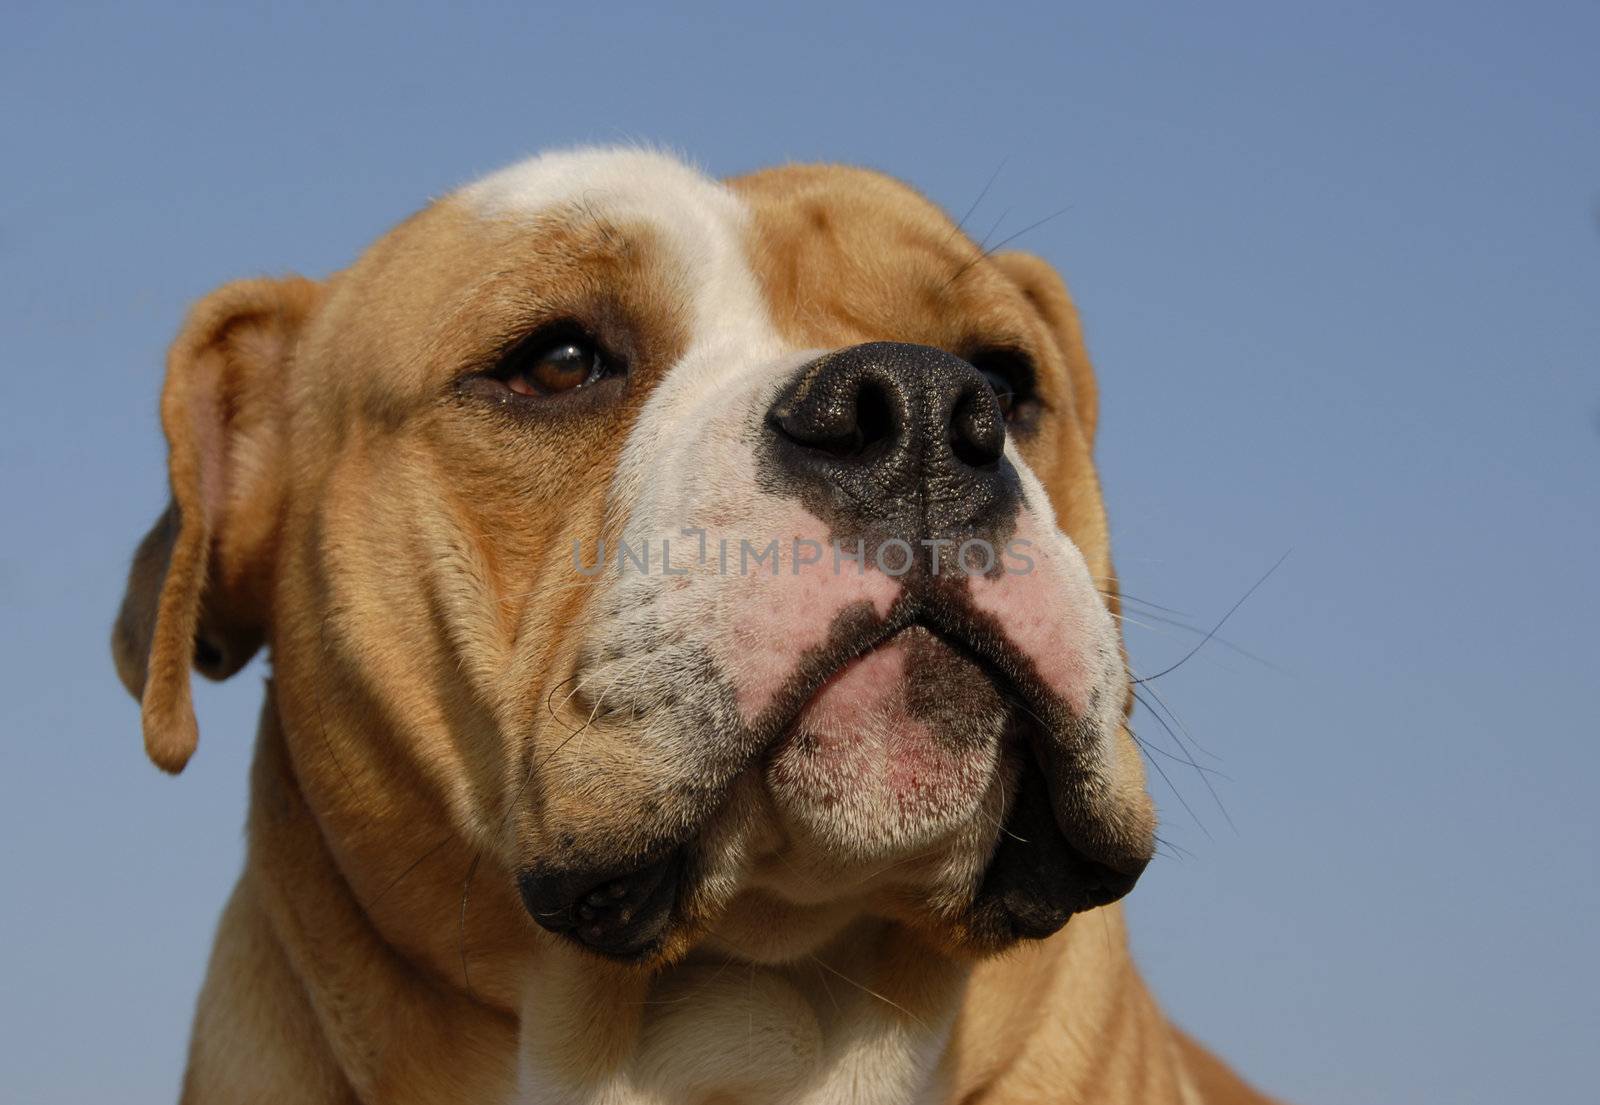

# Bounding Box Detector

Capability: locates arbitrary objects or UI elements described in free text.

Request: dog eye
[498,334,610,397]
[969,349,1036,422]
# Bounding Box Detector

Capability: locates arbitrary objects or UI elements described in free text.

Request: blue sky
[3,2,1596,1102]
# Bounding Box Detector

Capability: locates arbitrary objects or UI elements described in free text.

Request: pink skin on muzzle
[714,507,902,725]
[714,507,1109,831]
[966,510,1105,718]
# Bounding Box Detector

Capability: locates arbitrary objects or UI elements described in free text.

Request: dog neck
[225,687,1194,1104]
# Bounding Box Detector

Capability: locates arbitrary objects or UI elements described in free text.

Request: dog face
[114,148,1155,971]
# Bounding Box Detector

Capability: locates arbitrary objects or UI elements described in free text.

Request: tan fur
[116,157,1278,1104]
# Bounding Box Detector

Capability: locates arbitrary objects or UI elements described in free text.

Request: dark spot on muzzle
[517,847,683,960]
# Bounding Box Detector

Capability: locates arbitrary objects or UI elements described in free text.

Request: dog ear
[989,251,1100,448]
[112,277,323,773]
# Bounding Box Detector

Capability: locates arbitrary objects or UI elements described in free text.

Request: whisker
[458,849,484,998]
[1131,730,1212,840]
[1134,551,1289,685]
[368,833,454,910]
[1092,584,1191,619]
[975,205,1014,254]
[1113,600,1283,673]
[1135,678,1221,761]
[967,795,1028,843]
[1154,832,1195,861]
[944,206,1074,289]
[1133,687,1234,832]
[852,841,967,884]
[1106,609,1193,639]
[980,205,1073,257]
[627,958,740,1006]
[945,156,1008,245]
[813,955,842,1015]
[807,954,931,1032]
[1133,726,1228,779]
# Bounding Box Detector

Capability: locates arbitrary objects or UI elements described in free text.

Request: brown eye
[503,337,608,397]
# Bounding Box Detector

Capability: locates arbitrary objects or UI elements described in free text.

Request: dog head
[114,148,1155,970]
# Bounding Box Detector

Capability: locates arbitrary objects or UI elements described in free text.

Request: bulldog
[114,147,1278,1104]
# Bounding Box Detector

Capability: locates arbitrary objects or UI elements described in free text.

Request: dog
[114,147,1278,1104]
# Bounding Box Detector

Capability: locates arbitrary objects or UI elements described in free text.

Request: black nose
[764,342,1017,543]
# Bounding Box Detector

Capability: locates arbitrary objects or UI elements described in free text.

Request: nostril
[855,381,893,454]
[771,378,897,461]
[770,411,863,458]
[949,386,1006,469]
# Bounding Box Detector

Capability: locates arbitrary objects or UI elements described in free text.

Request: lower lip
[764,630,1002,853]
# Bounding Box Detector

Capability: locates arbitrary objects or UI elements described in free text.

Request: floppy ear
[989,251,1100,448]
[113,277,322,773]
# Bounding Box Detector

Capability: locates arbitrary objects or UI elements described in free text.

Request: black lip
[517,847,684,961]
[968,744,1149,943]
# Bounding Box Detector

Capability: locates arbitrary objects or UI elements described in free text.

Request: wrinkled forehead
[462,148,777,346]
[728,163,1038,352]
[302,148,1037,409]
[455,147,1034,341]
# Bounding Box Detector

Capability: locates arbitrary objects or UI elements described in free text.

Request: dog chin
[763,625,1010,864]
